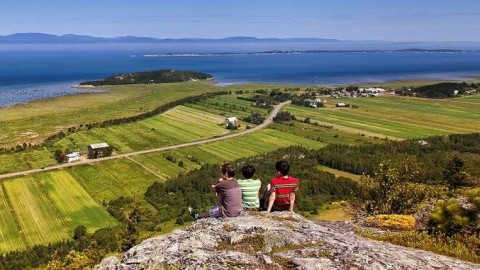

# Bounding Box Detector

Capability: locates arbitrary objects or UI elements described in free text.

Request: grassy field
[287,95,480,139]
[0,185,25,253]
[68,158,162,203]
[310,202,354,222]
[0,149,57,174]
[269,121,379,145]
[37,171,117,233]
[3,177,70,247]
[52,106,229,153]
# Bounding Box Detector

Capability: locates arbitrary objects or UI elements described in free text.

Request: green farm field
[36,171,117,233]
[268,121,379,145]
[68,158,162,203]
[287,95,480,139]
[3,177,70,247]
[53,106,229,153]
[0,171,116,251]
[0,185,25,253]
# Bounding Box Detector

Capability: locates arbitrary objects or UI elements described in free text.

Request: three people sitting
[189,160,298,220]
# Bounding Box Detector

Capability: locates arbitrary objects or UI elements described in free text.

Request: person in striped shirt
[237,163,262,210]
[266,160,299,212]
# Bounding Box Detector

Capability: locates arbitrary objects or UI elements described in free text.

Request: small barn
[87,143,111,159]
[66,152,80,163]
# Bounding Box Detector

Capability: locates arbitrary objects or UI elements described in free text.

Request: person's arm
[267,191,276,212]
[289,193,296,212]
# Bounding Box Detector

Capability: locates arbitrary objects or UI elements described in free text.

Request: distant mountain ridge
[0,33,340,44]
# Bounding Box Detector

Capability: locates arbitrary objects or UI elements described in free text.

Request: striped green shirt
[237,178,262,209]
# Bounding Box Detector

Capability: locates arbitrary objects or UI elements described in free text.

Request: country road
[0,101,291,180]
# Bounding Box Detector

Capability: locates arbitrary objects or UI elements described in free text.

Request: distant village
[329,87,390,98]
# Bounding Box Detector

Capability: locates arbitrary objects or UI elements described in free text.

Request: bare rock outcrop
[95,212,480,270]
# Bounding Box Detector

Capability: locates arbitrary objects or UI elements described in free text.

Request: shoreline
[1,75,480,109]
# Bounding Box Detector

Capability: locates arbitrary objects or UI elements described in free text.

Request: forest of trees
[79,70,213,86]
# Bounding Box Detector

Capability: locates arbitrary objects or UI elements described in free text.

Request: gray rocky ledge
[95,212,480,270]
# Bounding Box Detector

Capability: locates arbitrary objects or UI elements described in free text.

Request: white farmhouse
[66,152,80,163]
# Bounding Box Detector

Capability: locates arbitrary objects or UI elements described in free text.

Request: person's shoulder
[288,176,299,181]
[270,177,280,183]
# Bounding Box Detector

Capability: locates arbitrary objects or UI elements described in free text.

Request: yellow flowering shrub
[364,215,416,231]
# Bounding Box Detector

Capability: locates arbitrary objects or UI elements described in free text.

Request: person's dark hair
[275,160,290,176]
[241,163,256,179]
[221,163,236,178]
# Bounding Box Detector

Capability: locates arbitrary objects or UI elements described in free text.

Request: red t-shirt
[270,176,299,209]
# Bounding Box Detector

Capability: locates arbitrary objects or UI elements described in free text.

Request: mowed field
[0,171,116,251]
[53,106,228,153]
[0,186,25,253]
[68,159,163,203]
[287,95,480,139]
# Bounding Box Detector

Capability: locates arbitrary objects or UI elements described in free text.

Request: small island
[79,69,213,86]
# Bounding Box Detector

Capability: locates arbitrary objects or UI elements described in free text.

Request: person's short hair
[241,163,256,179]
[275,160,290,176]
[221,163,235,178]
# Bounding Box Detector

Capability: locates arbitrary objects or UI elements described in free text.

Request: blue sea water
[1,43,480,107]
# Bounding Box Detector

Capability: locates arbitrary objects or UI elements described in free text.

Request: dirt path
[0,101,291,180]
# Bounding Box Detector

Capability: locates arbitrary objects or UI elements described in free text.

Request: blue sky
[1,0,479,41]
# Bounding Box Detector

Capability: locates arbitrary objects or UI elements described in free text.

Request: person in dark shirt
[265,160,299,212]
[189,163,243,219]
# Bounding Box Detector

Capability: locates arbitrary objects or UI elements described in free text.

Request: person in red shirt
[266,160,299,212]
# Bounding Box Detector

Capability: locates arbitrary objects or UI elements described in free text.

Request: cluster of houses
[465,89,478,95]
[304,98,323,108]
[331,87,388,98]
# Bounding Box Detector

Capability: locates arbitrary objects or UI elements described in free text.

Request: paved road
[0,101,291,180]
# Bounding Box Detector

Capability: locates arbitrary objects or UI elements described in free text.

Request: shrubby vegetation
[80,70,213,86]
[273,111,296,122]
[242,112,265,125]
